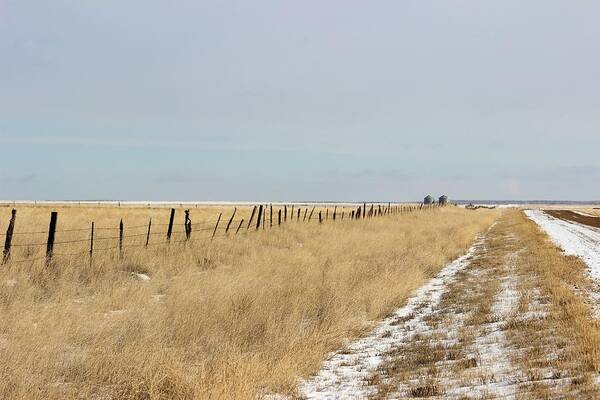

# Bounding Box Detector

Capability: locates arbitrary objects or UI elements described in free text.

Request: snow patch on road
[466,266,520,398]
[525,209,600,281]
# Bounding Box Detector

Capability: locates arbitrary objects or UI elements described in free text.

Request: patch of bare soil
[545,210,600,229]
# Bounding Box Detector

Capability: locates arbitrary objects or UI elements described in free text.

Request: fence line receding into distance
[0,203,443,266]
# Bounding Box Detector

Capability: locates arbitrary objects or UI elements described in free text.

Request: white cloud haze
[1,1,599,201]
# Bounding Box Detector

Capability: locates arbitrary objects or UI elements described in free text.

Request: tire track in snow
[446,253,522,399]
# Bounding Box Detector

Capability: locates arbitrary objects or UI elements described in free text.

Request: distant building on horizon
[439,195,448,205]
[424,195,434,205]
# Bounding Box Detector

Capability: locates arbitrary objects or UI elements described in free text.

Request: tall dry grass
[517,212,600,390]
[0,205,497,399]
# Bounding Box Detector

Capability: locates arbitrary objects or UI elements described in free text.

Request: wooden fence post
[269,204,273,227]
[167,208,175,242]
[46,211,58,263]
[256,205,264,230]
[89,222,94,267]
[184,210,192,240]
[363,203,366,219]
[262,205,266,229]
[284,205,287,222]
[326,208,329,221]
[212,213,222,239]
[119,219,124,259]
[351,210,355,219]
[278,209,282,226]
[225,208,237,234]
[247,206,257,229]
[303,208,308,222]
[146,218,152,247]
[333,206,337,221]
[297,208,301,222]
[236,219,244,234]
[308,207,315,221]
[319,211,322,223]
[2,209,16,264]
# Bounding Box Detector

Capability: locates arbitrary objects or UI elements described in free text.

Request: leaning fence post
[303,208,308,222]
[308,207,315,221]
[46,211,58,263]
[225,208,237,234]
[2,209,16,264]
[247,206,257,229]
[167,208,175,242]
[256,205,264,230]
[235,219,244,234]
[146,218,152,247]
[211,213,222,239]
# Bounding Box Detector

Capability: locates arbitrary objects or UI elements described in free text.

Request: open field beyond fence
[0,204,497,399]
[1,203,418,266]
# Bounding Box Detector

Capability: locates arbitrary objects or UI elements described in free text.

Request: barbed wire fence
[1,202,442,266]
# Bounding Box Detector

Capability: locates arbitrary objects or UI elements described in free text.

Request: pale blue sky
[1,1,599,201]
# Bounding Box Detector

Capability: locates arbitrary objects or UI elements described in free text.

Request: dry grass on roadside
[0,205,496,400]
[513,213,600,397]
[370,214,515,398]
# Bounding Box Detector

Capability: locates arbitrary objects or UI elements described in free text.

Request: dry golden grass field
[0,204,497,399]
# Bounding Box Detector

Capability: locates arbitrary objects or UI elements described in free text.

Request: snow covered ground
[525,209,600,281]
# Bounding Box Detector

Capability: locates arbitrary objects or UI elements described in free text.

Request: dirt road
[277,210,600,399]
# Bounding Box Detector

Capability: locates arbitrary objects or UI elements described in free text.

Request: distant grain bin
[424,195,434,205]
[439,195,448,205]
